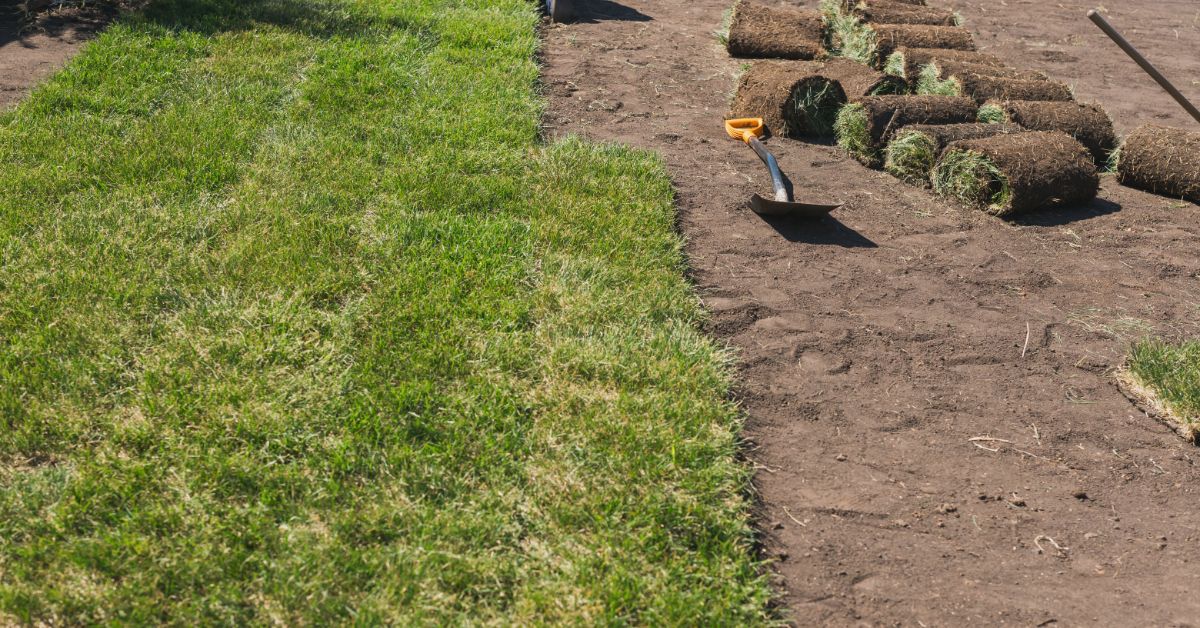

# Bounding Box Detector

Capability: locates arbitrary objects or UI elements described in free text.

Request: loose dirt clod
[835,94,978,166]
[931,73,1074,104]
[1116,124,1200,204]
[727,0,826,60]
[884,122,1022,184]
[985,100,1117,164]
[934,131,1099,216]
[729,60,904,137]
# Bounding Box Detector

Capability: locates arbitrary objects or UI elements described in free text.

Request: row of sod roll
[724,0,1198,213]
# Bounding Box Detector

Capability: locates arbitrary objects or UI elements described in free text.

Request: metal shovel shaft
[746,135,790,203]
[1087,9,1200,125]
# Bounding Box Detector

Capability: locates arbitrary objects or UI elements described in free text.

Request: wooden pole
[1087,9,1200,125]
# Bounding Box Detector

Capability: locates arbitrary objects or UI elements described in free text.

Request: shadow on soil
[758,212,877,248]
[559,0,651,24]
[1009,197,1122,227]
[0,0,124,48]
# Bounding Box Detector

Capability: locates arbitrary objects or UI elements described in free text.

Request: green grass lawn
[1127,340,1200,441]
[0,0,773,622]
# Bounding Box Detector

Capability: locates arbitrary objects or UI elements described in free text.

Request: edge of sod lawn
[1120,341,1200,444]
[0,0,777,623]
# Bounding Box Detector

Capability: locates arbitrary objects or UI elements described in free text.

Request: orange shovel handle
[725,117,764,143]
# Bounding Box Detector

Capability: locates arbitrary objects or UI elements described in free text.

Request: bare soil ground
[0,0,119,110]
[542,1,1200,624]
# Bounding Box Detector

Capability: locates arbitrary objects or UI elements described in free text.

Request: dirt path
[542,1,1200,624]
[0,1,117,110]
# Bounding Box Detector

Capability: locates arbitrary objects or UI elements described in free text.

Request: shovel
[725,118,842,217]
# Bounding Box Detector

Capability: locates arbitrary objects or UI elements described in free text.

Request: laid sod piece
[933,131,1099,216]
[1124,340,1200,443]
[834,94,978,166]
[982,100,1117,164]
[854,0,959,26]
[871,24,975,67]
[884,46,1002,80]
[729,59,905,138]
[1116,124,1200,204]
[727,0,826,60]
[884,122,1022,184]
[0,0,775,623]
[729,61,846,137]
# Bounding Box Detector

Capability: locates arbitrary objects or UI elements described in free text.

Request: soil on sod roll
[729,61,846,137]
[934,130,1099,216]
[1117,124,1200,204]
[949,73,1073,104]
[727,0,826,60]
[884,122,1022,184]
[835,94,978,166]
[884,46,1002,80]
[871,24,976,67]
[854,0,958,26]
[986,100,1117,164]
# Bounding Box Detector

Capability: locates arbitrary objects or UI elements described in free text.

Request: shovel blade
[750,193,842,218]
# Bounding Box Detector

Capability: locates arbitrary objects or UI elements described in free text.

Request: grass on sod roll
[794,79,845,136]
[0,0,772,623]
[1105,143,1122,174]
[915,63,958,96]
[977,102,1006,123]
[826,13,878,65]
[834,102,871,158]
[1127,341,1200,440]
[932,149,1013,211]
[884,130,938,183]
[882,51,907,78]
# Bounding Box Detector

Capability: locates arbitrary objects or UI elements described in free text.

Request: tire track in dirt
[541,1,1200,624]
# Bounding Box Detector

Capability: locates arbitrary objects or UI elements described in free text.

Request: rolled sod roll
[979,100,1116,164]
[828,20,973,66]
[729,61,838,137]
[934,131,1099,216]
[884,122,1022,184]
[834,94,979,166]
[818,57,907,100]
[927,72,1073,104]
[854,0,959,26]
[871,25,975,66]
[727,0,826,60]
[883,47,1003,80]
[918,60,1048,87]
[1116,124,1200,204]
[729,60,905,138]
